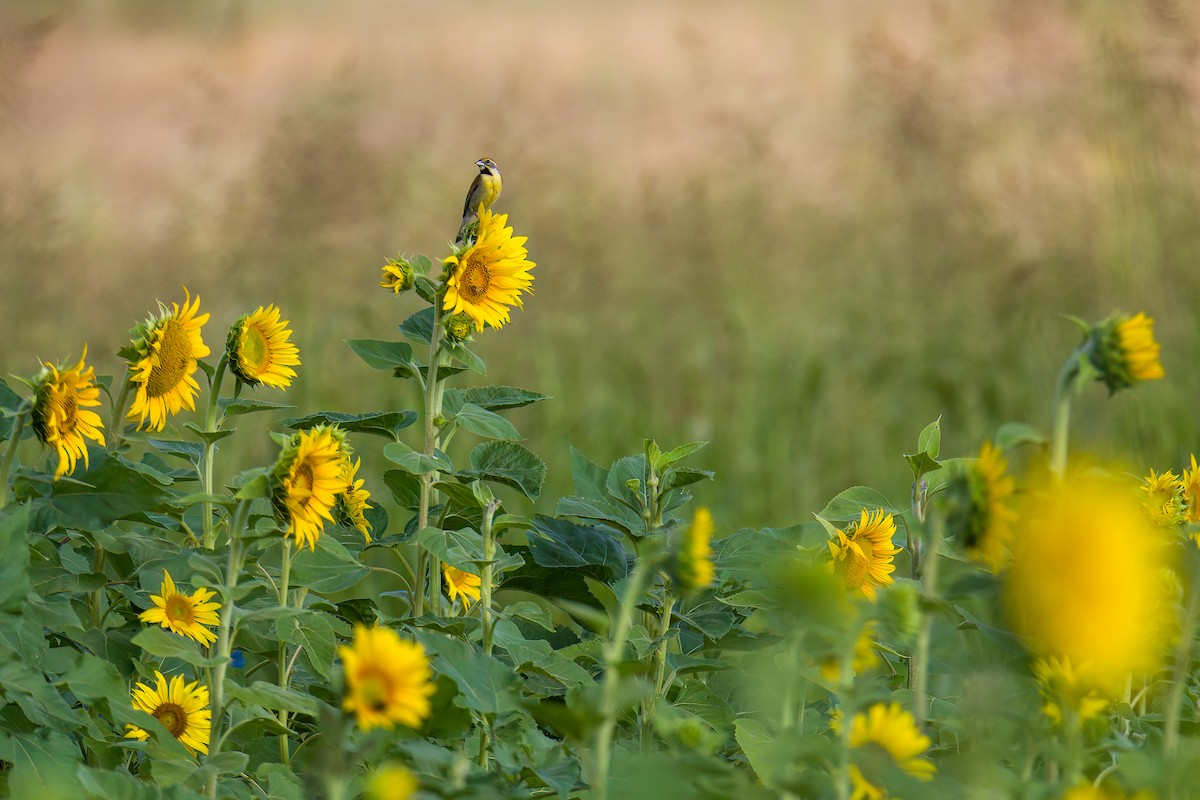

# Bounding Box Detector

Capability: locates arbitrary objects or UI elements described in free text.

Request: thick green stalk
[0,408,28,509]
[640,590,676,751]
[593,552,661,800]
[415,300,445,618]
[277,538,293,766]
[912,516,943,729]
[107,366,133,453]
[206,500,250,800]
[480,500,499,658]
[1050,358,1079,479]
[202,355,229,550]
[1164,557,1200,756]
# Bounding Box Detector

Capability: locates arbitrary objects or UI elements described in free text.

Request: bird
[458,158,502,243]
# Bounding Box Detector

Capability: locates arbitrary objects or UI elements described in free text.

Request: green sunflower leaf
[463,441,547,501]
[452,402,522,441]
[415,630,521,714]
[218,397,295,417]
[345,339,418,372]
[443,386,550,414]
[384,441,454,475]
[289,535,371,594]
[130,627,221,667]
[281,410,417,440]
[0,505,31,613]
[399,306,435,345]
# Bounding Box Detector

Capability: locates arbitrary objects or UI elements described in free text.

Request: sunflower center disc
[360,673,389,713]
[460,255,491,302]
[240,326,270,374]
[147,319,193,398]
[60,387,78,431]
[839,546,871,592]
[166,595,195,626]
[154,702,188,737]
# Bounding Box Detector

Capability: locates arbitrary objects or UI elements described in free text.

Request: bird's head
[477,158,499,175]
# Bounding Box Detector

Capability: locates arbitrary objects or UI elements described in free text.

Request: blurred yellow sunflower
[337,457,373,542]
[339,625,435,731]
[1140,468,1184,528]
[1031,655,1110,729]
[673,506,716,591]
[1181,454,1200,526]
[1004,476,1167,685]
[30,346,105,479]
[828,509,902,601]
[272,426,347,550]
[226,304,300,389]
[138,570,220,647]
[839,701,935,799]
[1088,311,1164,393]
[367,764,419,800]
[124,671,211,755]
[443,563,482,607]
[442,207,535,332]
[126,289,210,431]
[820,621,880,684]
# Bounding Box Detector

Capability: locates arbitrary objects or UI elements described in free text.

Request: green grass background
[3,0,1199,528]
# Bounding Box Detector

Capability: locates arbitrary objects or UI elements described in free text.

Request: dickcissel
[458,157,502,242]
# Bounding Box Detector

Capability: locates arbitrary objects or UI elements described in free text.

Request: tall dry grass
[3,0,1199,525]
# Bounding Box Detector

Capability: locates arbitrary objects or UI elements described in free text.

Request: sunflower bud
[1085,311,1164,393]
[379,256,416,294]
[443,312,475,344]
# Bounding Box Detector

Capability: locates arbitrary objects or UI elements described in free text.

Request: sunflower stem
[106,366,134,454]
[1164,551,1200,756]
[202,354,229,550]
[0,406,29,510]
[277,537,293,766]
[593,547,661,800]
[1050,357,1080,479]
[640,589,676,752]
[912,514,943,730]
[481,499,499,659]
[206,499,250,800]
[415,300,445,618]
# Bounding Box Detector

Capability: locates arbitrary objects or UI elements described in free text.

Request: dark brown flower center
[146,319,192,398]
[165,595,195,625]
[153,702,188,737]
[459,253,491,302]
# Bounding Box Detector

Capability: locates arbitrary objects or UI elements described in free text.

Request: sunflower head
[443,311,476,344]
[271,425,350,550]
[819,620,880,685]
[339,625,436,731]
[30,346,106,479]
[941,442,1016,572]
[1182,455,1200,526]
[1031,655,1110,731]
[226,304,300,389]
[1140,468,1185,528]
[442,207,535,332]
[367,764,420,800]
[843,702,936,797]
[827,509,902,601]
[335,457,373,542]
[138,569,221,647]
[124,289,211,432]
[670,507,716,592]
[1004,475,1168,686]
[124,671,211,756]
[379,256,416,295]
[1085,311,1164,393]
[443,563,482,607]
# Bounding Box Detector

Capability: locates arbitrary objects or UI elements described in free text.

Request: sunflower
[820,621,880,684]
[1031,655,1109,730]
[272,426,348,550]
[138,569,221,646]
[124,671,211,755]
[443,563,482,607]
[1004,476,1166,685]
[337,457,373,542]
[840,702,935,799]
[226,304,300,389]
[1087,311,1164,393]
[828,509,902,601]
[943,442,1016,572]
[379,256,415,294]
[367,764,419,800]
[125,289,210,432]
[30,346,105,479]
[339,625,435,731]
[1180,455,1200,526]
[1140,468,1184,528]
[442,207,535,332]
[671,506,716,591]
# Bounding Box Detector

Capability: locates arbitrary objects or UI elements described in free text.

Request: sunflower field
[6,3,1200,800]
[3,175,1200,800]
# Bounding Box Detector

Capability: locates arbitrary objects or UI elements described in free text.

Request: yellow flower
[442,207,535,332]
[1004,476,1166,685]
[367,764,419,800]
[1181,454,1200,525]
[1031,656,1110,729]
[226,304,300,389]
[337,457,373,542]
[272,426,348,550]
[30,346,105,479]
[1087,311,1164,393]
[1061,784,1153,800]
[944,442,1017,572]
[1140,468,1184,528]
[339,625,435,731]
[443,563,482,607]
[828,509,902,601]
[138,570,221,647]
[443,311,476,344]
[820,621,880,684]
[844,702,936,799]
[379,257,415,294]
[124,671,211,755]
[673,507,716,591]
[126,288,211,431]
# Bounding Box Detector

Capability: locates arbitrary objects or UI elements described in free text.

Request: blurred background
[2,0,1199,529]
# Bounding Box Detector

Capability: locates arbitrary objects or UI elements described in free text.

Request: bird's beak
[476,159,487,170]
